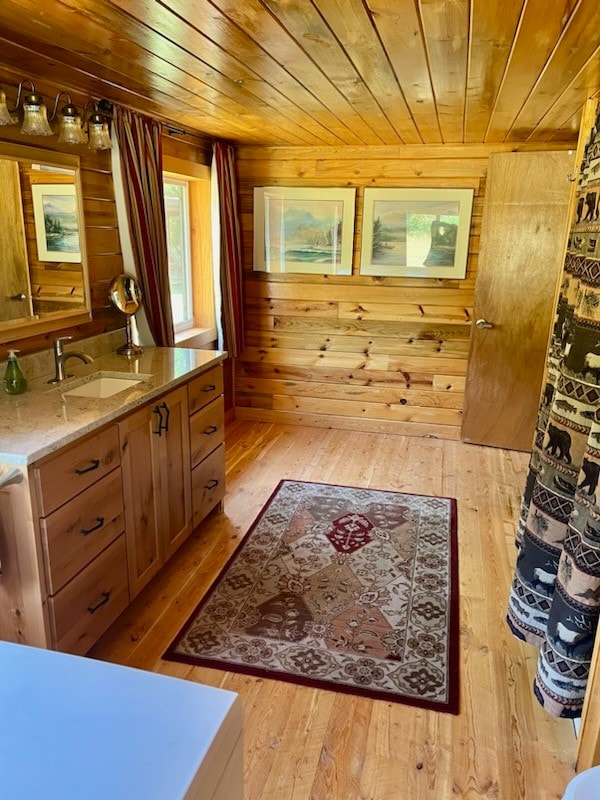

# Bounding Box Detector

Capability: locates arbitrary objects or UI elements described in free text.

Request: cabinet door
[160,385,192,560]
[119,402,163,598]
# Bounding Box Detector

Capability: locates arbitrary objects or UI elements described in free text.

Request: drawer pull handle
[202,384,216,392]
[87,591,111,614]
[204,425,218,435]
[75,459,100,476]
[81,517,105,536]
[204,479,219,489]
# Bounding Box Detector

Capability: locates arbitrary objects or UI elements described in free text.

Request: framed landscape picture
[31,183,82,263]
[359,188,474,279]
[253,186,356,275]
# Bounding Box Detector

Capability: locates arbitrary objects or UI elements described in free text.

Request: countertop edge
[0,348,227,466]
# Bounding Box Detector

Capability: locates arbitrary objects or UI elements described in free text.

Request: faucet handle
[54,335,73,354]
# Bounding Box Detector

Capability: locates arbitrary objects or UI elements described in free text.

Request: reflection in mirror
[0,142,91,340]
[109,273,144,357]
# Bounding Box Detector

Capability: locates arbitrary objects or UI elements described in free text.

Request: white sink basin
[60,372,152,399]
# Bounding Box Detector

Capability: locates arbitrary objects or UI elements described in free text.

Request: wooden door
[461,150,574,451]
[119,403,163,598]
[0,159,33,322]
[160,386,192,560]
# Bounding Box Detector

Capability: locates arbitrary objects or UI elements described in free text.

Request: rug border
[163,479,460,715]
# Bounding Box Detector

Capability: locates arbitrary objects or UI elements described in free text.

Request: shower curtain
[507,102,600,718]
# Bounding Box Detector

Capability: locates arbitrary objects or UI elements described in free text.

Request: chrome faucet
[48,336,94,384]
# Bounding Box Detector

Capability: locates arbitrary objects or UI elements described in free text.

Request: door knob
[475,318,494,329]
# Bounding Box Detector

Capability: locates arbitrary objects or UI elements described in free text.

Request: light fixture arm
[49,90,73,122]
[8,78,36,113]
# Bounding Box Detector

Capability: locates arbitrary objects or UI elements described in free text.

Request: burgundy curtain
[213,141,245,357]
[114,106,174,347]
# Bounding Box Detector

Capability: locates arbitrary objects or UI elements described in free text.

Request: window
[164,177,193,331]
[163,158,215,345]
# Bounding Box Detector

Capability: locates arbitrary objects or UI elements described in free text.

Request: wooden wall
[235,144,570,439]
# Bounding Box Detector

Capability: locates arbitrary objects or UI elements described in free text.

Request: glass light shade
[0,91,13,125]
[21,96,53,136]
[88,119,112,150]
[57,112,87,144]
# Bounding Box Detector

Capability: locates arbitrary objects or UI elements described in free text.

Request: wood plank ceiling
[0,0,599,146]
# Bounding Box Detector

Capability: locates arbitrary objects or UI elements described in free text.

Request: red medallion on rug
[164,480,459,714]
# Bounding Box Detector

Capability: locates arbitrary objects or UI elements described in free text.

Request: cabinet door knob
[204,479,219,489]
[75,459,100,476]
[204,425,218,435]
[202,384,216,392]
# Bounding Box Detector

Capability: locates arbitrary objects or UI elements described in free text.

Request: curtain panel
[113,107,174,347]
[212,141,245,358]
[507,103,600,717]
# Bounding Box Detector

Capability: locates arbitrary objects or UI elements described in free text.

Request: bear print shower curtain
[507,103,600,718]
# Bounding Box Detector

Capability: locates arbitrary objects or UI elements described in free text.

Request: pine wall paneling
[236,144,572,439]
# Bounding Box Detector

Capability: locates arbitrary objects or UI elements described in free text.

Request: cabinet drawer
[34,426,121,516]
[49,534,129,655]
[189,398,225,468]
[188,365,223,415]
[40,468,125,595]
[192,444,225,528]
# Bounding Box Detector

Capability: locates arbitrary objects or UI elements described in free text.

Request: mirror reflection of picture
[360,188,474,279]
[254,187,356,275]
[31,183,82,263]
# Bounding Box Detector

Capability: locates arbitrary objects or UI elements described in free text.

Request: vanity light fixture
[53,92,88,145]
[0,79,112,150]
[85,101,112,150]
[15,79,53,136]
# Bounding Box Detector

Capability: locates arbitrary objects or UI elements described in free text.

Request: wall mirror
[0,142,91,343]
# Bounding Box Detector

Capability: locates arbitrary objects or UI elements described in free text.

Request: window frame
[162,157,216,345]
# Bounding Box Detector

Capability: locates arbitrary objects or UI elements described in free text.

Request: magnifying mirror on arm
[109,273,143,357]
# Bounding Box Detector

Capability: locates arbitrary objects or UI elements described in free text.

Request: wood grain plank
[237,377,465,407]
[507,2,600,141]
[307,0,422,144]
[162,0,375,145]
[242,0,396,145]
[485,0,578,142]
[465,0,523,142]
[419,0,470,143]
[366,0,442,142]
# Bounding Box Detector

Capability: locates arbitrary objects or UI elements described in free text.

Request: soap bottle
[3,350,27,395]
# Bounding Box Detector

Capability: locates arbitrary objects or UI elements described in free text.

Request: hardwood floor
[90,421,577,800]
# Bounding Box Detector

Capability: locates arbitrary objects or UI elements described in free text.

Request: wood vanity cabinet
[0,359,226,656]
[118,384,192,599]
[32,425,129,655]
[188,365,226,526]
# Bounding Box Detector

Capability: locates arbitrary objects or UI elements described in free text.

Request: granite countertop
[0,347,226,465]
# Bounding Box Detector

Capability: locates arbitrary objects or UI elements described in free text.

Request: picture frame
[254,186,356,275]
[359,188,474,279]
[31,183,82,263]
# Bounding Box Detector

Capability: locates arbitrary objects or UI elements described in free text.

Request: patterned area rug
[164,480,459,713]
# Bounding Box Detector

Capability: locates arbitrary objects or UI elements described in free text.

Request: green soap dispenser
[3,350,27,395]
